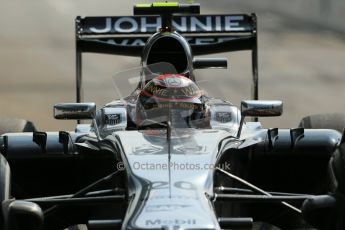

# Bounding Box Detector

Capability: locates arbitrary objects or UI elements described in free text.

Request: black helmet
[137,74,206,128]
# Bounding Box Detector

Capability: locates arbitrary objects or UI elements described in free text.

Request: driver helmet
[136,74,206,128]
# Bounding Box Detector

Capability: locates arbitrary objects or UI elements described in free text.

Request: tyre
[0,154,10,201]
[0,153,11,227]
[327,143,345,230]
[300,114,345,229]
[329,143,345,194]
[299,113,345,132]
[0,118,36,135]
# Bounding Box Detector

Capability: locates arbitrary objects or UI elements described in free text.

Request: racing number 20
[151,181,196,190]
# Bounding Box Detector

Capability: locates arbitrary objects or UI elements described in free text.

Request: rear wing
[75,14,258,102]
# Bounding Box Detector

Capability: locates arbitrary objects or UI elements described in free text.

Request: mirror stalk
[92,118,102,141]
[237,117,245,139]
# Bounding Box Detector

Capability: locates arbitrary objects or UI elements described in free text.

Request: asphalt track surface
[1,0,345,131]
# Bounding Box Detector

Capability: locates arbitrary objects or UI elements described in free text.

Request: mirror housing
[237,100,283,138]
[241,100,283,117]
[54,103,96,120]
[54,103,102,141]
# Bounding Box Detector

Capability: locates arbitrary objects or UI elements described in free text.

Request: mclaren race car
[0,2,344,230]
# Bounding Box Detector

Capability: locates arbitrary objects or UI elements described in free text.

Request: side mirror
[3,200,43,230]
[237,100,283,138]
[241,100,283,117]
[54,103,102,141]
[54,103,96,120]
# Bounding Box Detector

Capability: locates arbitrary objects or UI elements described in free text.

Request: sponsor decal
[92,36,243,47]
[180,86,198,97]
[132,144,164,155]
[215,112,232,123]
[174,145,206,155]
[81,15,252,34]
[144,85,199,98]
[142,75,200,99]
[142,130,166,135]
[60,106,92,113]
[144,84,168,97]
[105,113,121,125]
[143,102,201,110]
[166,77,182,87]
[145,204,190,212]
[145,218,197,226]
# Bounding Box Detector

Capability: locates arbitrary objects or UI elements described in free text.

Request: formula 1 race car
[0,2,344,230]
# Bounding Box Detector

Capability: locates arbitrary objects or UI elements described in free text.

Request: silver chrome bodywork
[111,129,230,230]
[208,99,241,132]
[98,101,128,137]
[97,98,270,230]
[53,100,278,230]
